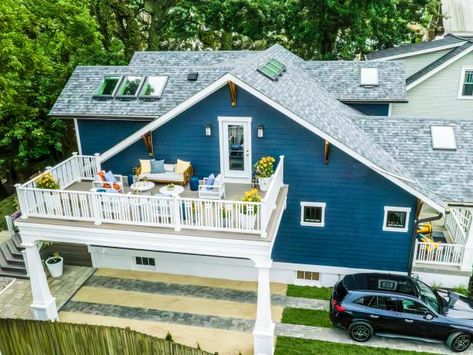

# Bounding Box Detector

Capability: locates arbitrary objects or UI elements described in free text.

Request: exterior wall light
[257,125,264,138]
[205,123,212,136]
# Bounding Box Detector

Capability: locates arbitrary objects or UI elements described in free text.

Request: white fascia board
[370,42,464,62]
[17,222,273,264]
[73,118,83,155]
[407,45,473,91]
[98,71,445,212]
[99,74,234,162]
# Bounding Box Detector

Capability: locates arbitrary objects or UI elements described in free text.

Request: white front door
[219,116,252,181]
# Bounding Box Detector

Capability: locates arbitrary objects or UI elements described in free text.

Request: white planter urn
[239,212,257,229]
[258,176,272,192]
[45,256,64,278]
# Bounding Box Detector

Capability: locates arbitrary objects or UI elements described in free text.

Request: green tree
[0,0,124,196]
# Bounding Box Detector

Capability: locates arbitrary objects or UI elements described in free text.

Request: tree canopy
[0,0,441,196]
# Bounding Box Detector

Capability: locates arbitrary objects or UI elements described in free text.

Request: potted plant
[239,188,262,229]
[254,156,276,192]
[36,172,60,190]
[45,252,64,278]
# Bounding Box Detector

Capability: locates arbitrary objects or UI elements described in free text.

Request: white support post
[92,192,102,225]
[23,242,58,321]
[94,153,101,172]
[253,259,274,355]
[461,212,473,271]
[173,197,182,232]
[15,183,28,220]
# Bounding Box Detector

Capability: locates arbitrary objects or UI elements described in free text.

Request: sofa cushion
[175,159,191,174]
[140,171,184,182]
[151,160,165,174]
[164,164,175,172]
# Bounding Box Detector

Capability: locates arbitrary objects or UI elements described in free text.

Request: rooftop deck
[16,154,287,240]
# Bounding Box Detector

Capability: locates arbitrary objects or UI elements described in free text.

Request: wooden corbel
[142,132,154,157]
[324,140,330,165]
[228,81,237,107]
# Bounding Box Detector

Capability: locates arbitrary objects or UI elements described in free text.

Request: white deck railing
[445,209,472,245]
[16,154,285,238]
[414,240,464,266]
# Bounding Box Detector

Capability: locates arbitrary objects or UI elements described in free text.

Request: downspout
[408,211,444,276]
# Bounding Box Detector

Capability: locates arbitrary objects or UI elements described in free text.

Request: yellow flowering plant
[254,156,276,178]
[240,188,262,214]
[36,172,60,190]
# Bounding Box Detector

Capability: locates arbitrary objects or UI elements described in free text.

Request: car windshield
[415,279,441,313]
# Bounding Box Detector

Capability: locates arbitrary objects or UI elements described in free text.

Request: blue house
[15,44,473,354]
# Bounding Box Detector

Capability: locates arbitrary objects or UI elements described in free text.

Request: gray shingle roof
[129,50,260,67]
[303,61,407,102]
[49,66,229,118]
[355,116,473,203]
[406,41,473,85]
[366,34,465,60]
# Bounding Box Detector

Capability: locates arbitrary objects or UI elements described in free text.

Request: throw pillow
[97,171,110,188]
[151,160,165,174]
[205,173,215,191]
[214,174,223,186]
[105,171,117,184]
[140,159,152,174]
[175,159,191,174]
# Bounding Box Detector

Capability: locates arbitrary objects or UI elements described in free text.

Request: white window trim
[300,202,326,227]
[383,206,411,233]
[457,66,473,100]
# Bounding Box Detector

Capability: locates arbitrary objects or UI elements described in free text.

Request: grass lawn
[275,337,433,355]
[281,307,332,328]
[0,194,17,230]
[286,284,332,300]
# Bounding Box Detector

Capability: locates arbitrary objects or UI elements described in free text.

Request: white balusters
[414,240,464,266]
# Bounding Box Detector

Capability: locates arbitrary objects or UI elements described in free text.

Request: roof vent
[187,72,199,81]
[431,126,457,150]
[360,68,379,86]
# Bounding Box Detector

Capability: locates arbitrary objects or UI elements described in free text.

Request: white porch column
[23,242,58,321]
[461,209,473,271]
[253,259,274,355]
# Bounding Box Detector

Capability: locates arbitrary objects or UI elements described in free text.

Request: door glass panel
[227,124,245,171]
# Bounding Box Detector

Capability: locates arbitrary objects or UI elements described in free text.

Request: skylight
[116,76,144,98]
[139,76,168,99]
[94,75,122,97]
[257,58,286,81]
[360,68,379,86]
[431,126,457,150]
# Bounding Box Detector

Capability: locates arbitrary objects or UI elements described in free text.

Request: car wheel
[447,332,472,352]
[348,322,373,342]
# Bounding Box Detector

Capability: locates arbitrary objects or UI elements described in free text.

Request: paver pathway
[0,265,95,319]
[84,275,327,310]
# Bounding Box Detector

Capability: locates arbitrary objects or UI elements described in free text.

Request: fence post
[14,183,28,220]
[173,197,181,232]
[92,192,102,225]
[94,153,101,173]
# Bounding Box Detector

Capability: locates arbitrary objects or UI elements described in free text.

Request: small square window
[94,75,122,98]
[383,206,411,232]
[300,202,326,227]
[297,271,320,281]
[135,256,156,269]
[117,76,144,98]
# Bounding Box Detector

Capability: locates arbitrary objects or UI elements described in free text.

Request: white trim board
[98,73,445,213]
[407,44,473,91]
[73,119,83,155]
[370,42,464,62]
[382,206,412,233]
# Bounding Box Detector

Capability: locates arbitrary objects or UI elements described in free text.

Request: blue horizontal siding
[85,86,416,272]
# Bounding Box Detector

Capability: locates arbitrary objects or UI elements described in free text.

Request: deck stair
[0,233,27,279]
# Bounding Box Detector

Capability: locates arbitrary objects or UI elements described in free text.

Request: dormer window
[94,75,122,99]
[360,68,379,86]
[116,76,144,99]
[139,76,168,99]
[431,126,457,150]
[459,68,473,98]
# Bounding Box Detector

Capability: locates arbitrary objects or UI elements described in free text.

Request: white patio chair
[198,174,225,200]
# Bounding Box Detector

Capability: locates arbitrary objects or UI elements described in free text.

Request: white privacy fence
[414,240,464,266]
[16,154,285,237]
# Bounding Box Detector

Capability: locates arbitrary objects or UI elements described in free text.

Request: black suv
[330,273,473,352]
